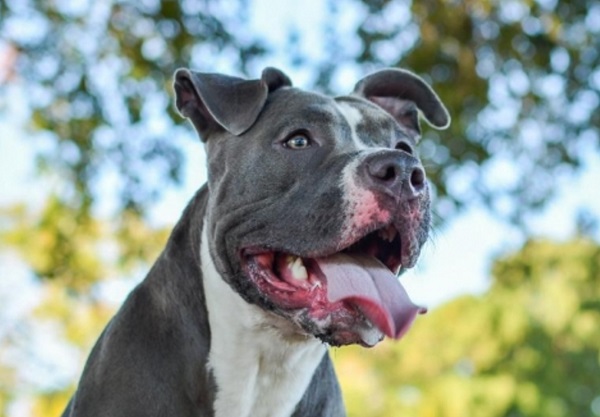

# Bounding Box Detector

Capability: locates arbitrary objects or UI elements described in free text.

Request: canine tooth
[290,257,308,281]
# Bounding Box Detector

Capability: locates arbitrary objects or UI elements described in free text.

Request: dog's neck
[200,226,326,417]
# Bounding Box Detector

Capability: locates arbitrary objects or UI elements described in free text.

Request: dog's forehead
[334,96,403,148]
[262,88,336,119]
[260,88,401,148]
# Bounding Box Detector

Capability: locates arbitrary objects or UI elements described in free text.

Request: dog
[62,66,449,417]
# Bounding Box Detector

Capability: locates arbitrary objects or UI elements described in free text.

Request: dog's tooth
[291,257,308,281]
[286,255,297,268]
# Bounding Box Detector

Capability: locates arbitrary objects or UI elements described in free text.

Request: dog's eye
[284,133,311,150]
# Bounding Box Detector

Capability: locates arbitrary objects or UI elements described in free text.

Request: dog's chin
[240,223,427,348]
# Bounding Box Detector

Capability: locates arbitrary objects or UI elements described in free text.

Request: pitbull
[62,67,449,417]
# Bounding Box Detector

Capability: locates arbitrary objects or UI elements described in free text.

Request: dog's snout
[363,152,426,199]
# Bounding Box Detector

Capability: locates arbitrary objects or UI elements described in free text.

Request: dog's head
[174,67,449,347]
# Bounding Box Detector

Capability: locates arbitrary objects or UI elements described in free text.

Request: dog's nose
[362,151,426,199]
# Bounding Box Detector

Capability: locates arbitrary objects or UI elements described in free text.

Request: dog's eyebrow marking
[336,101,369,150]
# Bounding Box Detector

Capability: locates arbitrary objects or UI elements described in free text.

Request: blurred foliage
[1,0,599,416]
[1,0,266,215]
[0,201,169,416]
[1,197,169,292]
[2,198,105,290]
[333,238,600,417]
[1,0,598,223]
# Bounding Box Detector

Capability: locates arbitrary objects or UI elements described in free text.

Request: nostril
[369,163,398,182]
[381,166,396,182]
[410,167,425,189]
[395,141,413,155]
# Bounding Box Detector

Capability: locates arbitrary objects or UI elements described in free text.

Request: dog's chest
[200,226,326,417]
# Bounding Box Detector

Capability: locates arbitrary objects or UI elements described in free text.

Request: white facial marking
[339,158,391,245]
[337,101,368,150]
[337,102,398,246]
[201,225,326,417]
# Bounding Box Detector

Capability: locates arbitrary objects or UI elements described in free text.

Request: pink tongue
[317,253,426,339]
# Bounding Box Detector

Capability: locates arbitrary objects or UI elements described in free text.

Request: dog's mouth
[241,224,426,347]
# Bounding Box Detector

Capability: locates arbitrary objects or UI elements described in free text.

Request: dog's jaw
[201,224,327,417]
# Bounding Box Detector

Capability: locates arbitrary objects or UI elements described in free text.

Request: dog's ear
[174,67,292,140]
[353,68,450,135]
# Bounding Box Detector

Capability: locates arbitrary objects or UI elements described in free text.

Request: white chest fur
[200,226,326,417]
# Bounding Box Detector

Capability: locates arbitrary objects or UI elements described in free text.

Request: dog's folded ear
[174,67,292,139]
[353,68,450,135]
